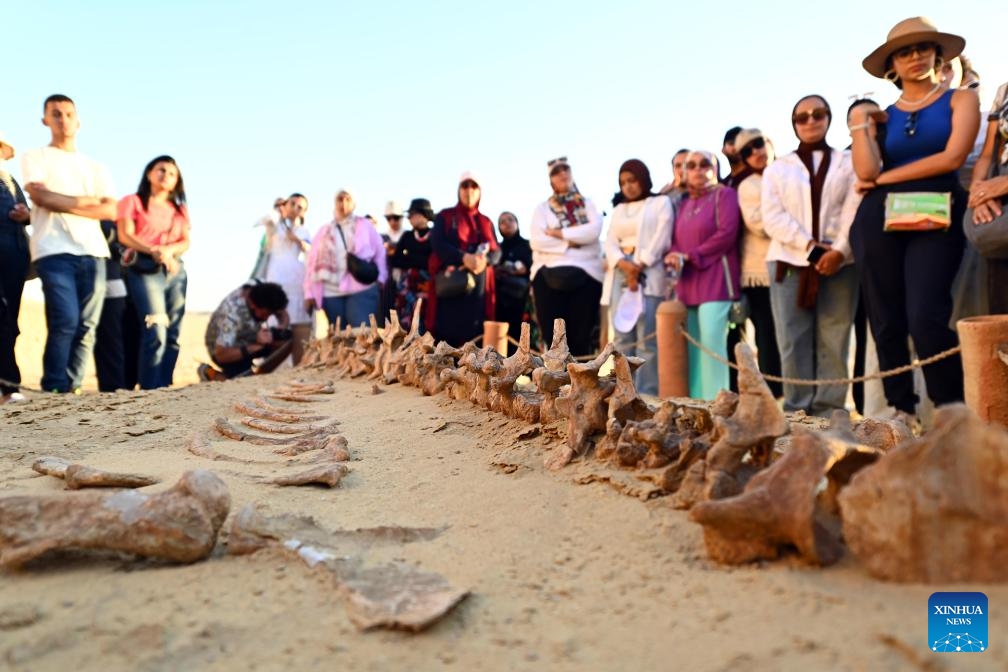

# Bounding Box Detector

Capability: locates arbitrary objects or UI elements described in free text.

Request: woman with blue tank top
[848,17,980,426]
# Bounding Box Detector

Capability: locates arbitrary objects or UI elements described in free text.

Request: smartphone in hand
[807,245,827,264]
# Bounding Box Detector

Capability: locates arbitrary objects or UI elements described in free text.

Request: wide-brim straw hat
[862,16,964,79]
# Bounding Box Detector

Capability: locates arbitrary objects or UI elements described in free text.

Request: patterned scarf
[547,185,590,227]
[310,220,349,283]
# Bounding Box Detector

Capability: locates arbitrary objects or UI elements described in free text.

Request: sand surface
[2,302,1006,671]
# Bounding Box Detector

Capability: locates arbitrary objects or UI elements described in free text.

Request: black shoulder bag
[335,222,380,285]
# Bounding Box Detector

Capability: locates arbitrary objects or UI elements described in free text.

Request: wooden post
[957,315,1008,426]
[656,298,689,398]
[483,321,509,356]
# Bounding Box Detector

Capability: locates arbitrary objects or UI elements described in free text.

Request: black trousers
[532,269,602,358]
[93,294,140,392]
[742,285,783,398]
[851,179,966,412]
[852,294,868,414]
[989,257,1008,314]
[213,353,257,378]
[94,296,127,392]
[0,229,29,395]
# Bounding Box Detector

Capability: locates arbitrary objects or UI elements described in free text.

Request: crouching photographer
[200,280,293,381]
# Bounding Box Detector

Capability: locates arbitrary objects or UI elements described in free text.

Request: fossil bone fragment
[690,428,880,565]
[0,470,229,569]
[268,463,349,488]
[31,457,159,490]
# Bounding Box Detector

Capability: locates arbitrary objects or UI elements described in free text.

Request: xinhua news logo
[929,592,987,653]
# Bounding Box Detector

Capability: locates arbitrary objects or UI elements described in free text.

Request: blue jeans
[126,265,187,389]
[36,254,107,392]
[769,262,859,415]
[322,285,380,329]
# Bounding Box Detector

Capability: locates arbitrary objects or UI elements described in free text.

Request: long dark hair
[136,155,186,212]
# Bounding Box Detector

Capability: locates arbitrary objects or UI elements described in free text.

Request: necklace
[688,190,709,215]
[898,81,941,107]
[622,200,644,219]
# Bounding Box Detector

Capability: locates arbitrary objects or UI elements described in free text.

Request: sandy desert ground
[1,301,1006,672]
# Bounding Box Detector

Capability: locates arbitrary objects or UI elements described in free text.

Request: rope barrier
[0,377,51,395]
[508,325,962,386]
[0,322,964,401]
[679,328,961,386]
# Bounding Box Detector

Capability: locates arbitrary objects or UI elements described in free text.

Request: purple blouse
[669,186,741,306]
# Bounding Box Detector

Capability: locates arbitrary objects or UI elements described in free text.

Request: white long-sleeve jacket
[530,196,605,283]
[761,150,861,267]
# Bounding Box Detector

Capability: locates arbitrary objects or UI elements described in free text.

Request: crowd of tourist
[2,17,1007,430]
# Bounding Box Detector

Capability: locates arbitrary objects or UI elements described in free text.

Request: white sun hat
[613,287,644,333]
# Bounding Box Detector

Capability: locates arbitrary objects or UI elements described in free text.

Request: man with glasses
[721,126,747,188]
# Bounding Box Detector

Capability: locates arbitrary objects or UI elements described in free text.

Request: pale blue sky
[4,1,1002,309]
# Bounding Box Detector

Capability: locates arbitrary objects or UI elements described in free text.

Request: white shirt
[21,146,115,260]
[530,196,605,284]
[602,195,674,303]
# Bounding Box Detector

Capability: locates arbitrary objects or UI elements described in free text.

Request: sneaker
[1,392,29,404]
[876,407,921,437]
[197,363,226,382]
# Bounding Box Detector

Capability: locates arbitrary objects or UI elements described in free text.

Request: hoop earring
[884,68,899,83]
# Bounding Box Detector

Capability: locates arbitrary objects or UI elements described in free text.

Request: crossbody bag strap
[712,187,738,300]
[333,220,349,253]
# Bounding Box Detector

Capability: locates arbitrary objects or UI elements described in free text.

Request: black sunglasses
[739,137,766,159]
[892,42,936,61]
[685,160,713,171]
[904,110,919,137]
[793,107,829,125]
[459,180,479,189]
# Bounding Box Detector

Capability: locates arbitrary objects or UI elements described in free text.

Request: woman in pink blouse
[116,155,191,389]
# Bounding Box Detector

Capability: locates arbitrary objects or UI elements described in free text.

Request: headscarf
[615,159,655,205]
[791,96,834,242]
[787,95,834,309]
[547,161,590,227]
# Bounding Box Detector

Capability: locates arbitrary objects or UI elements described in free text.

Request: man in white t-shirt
[21,94,117,393]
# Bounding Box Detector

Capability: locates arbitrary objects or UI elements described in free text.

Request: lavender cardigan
[668,186,741,307]
[303,216,388,308]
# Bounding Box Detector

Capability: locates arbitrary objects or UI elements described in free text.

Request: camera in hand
[269,327,294,341]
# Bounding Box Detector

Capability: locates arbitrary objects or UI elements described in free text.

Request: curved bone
[233,398,327,423]
[32,457,159,490]
[268,463,349,488]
